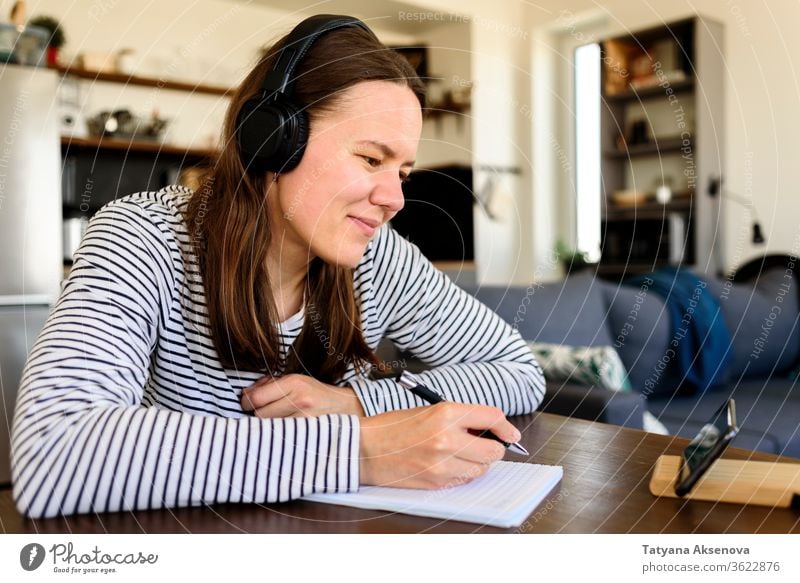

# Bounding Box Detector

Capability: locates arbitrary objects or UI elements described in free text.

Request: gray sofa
[458,267,800,458]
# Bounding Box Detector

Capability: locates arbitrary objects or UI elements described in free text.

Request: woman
[12,15,544,518]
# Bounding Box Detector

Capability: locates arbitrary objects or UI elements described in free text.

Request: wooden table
[2,413,799,533]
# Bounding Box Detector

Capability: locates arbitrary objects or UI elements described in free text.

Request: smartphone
[674,399,739,496]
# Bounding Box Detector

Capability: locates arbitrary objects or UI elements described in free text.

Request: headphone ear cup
[236,98,309,175]
[276,101,309,173]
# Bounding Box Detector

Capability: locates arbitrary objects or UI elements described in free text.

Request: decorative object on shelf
[390,44,472,122]
[9,0,25,30]
[611,189,648,207]
[631,68,686,90]
[449,81,473,108]
[602,39,631,96]
[76,51,117,74]
[615,120,651,152]
[0,23,18,62]
[426,84,472,131]
[602,22,692,97]
[424,77,446,105]
[1,1,47,66]
[628,50,653,88]
[86,108,169,142]
[655,178,673,204]
[57,75,86,138]
[115,48,136,75]
[28,15,65,67]
[9,24,46,65]
[627,119,649,146]
[655,184,672,204]
[390,45,428,80]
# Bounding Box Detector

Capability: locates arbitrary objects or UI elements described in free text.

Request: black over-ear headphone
[236,14,377,175]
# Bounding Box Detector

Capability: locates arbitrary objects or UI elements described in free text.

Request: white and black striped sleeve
[11,199,359,518]
[347,227,545,416]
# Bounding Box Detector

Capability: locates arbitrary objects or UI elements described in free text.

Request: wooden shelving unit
[604,137,688,159]
[604,78,694,103]
[425,100,470,119]
[603,196,692,221]
[54,64,233,96]
[61,136,217,159]
[58,63,225,243]
[595,17,724,280]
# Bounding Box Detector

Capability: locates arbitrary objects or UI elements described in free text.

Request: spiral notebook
[303,461,564,529]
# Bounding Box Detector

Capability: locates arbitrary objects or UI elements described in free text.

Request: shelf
[604,78,694,103]
[603,197,692,220]
[54,64,233,96]
[425,100,470,119]
[604,137,688,158]
[61,136,218,159]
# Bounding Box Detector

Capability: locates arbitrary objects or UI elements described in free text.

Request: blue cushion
[462,272,614,347]
[706,269,800,379]
[602,281,675,396]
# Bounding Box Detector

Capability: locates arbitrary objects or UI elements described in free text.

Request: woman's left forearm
[347,359,545,417]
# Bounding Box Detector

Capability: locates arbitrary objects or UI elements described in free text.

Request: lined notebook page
[303,461,563,529]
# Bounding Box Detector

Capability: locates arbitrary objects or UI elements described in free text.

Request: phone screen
[675,399,739,496]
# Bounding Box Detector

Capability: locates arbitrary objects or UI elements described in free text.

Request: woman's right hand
[358,402,522,489]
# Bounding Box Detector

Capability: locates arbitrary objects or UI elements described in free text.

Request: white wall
[401,0,541,284]
[9,0,800,279]
[469,3,537,285]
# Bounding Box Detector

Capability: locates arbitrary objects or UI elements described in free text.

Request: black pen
[396,370,529,456]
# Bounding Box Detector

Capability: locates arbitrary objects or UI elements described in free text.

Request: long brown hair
[186,25,425,382]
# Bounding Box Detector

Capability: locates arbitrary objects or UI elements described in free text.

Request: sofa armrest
[539,382,645,429]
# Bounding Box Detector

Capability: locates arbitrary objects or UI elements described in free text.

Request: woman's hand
[241,374,364,418]
[359,402,522,489]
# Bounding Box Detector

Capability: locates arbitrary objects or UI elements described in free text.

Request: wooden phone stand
[649,455,800,508]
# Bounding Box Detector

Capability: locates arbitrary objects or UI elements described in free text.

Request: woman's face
[270,80,423,268]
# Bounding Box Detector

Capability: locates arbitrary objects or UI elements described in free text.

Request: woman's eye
[400,172,411,184]
[362,156,381,168]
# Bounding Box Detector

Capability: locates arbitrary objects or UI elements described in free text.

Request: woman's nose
[370,171,405,213]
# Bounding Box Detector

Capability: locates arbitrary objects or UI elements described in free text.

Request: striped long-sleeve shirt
[12,186,545,518]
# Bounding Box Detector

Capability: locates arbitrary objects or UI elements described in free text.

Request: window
[574,42,601,262]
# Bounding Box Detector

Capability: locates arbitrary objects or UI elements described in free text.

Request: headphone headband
[262,15,376,99]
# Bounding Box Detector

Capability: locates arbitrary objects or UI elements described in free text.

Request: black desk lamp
[708,177,766,244]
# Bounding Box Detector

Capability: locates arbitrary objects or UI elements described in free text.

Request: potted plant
[555,240,591,275]
[28,15,65,67]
